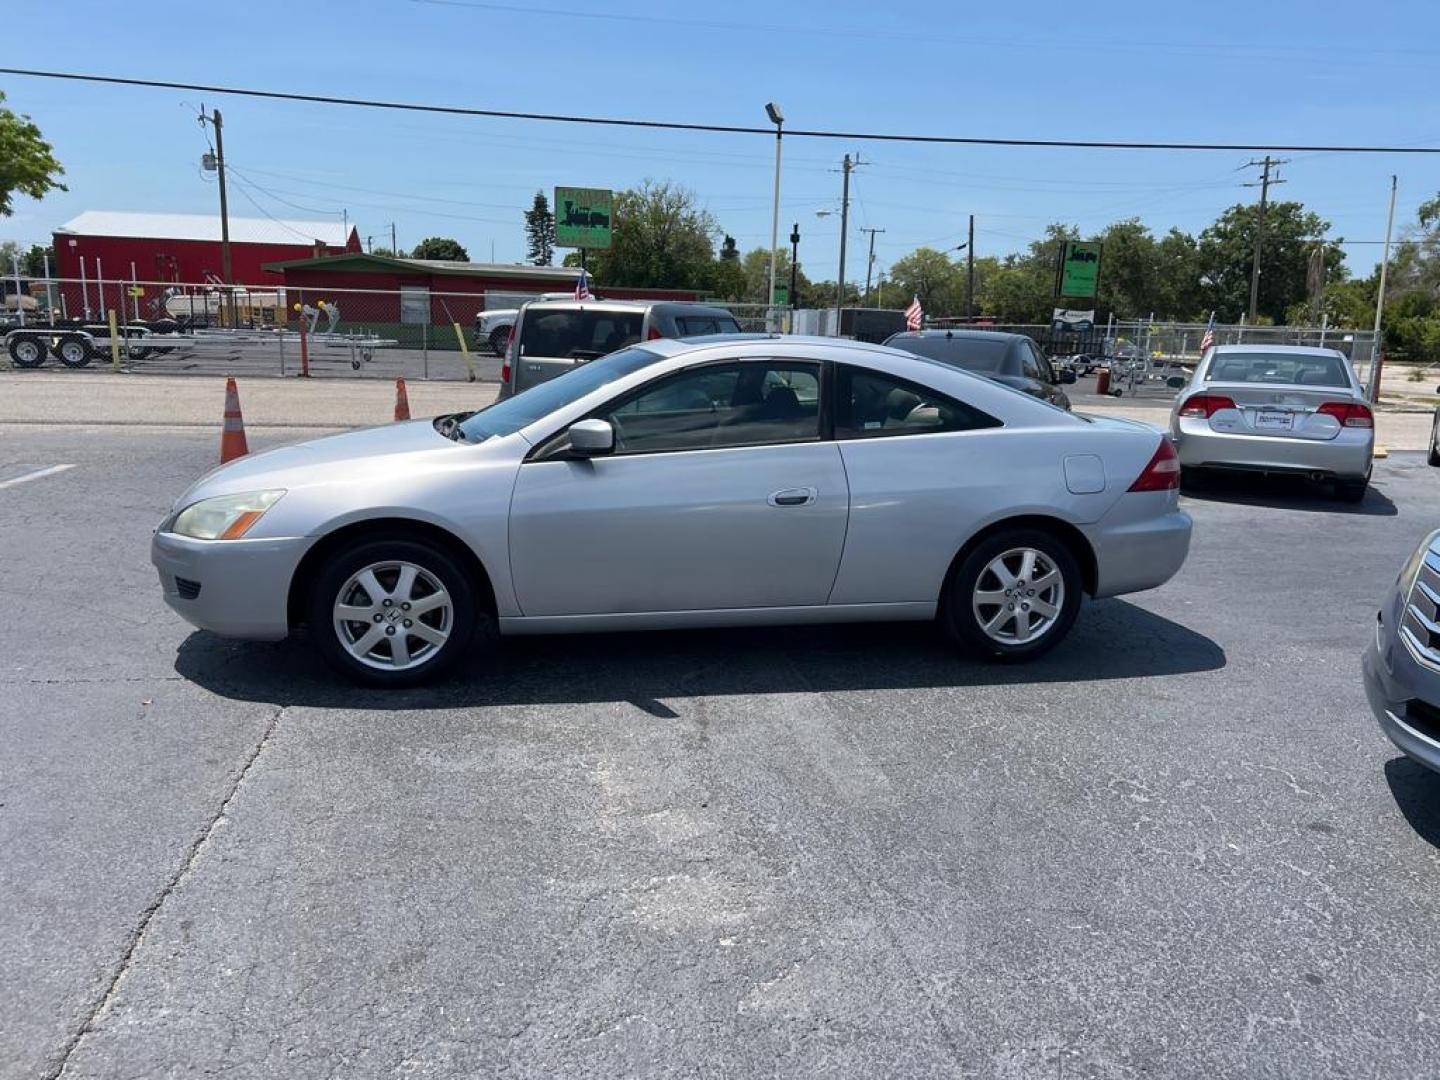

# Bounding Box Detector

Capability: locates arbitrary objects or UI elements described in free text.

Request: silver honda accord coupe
[1169,344,1374,501]
[152,336,1192,686]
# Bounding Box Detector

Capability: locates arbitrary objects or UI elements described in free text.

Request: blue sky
[5,0,1438,284]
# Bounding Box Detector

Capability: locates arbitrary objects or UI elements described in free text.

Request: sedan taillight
[1317,401,1374,428]
[1129,438,1181,492]
[1177,393,1236,419]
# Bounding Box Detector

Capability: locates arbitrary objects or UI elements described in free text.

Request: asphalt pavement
[5,424,1440,1078]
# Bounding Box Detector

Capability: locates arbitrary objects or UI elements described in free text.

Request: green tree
[410,236,469,261]
[0,92,65,217]
[887,247,964,315]
[979,225,1077,322]
[523,191,555,266]
[1196,201,1344,323]
[0,240,52,277]
[738,246,809,304]
[580,180,719,291]
[1153,228,1203,321]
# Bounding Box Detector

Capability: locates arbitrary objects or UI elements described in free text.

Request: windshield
[890,335,1012,374]
[1205,351,1351,388]
[457,346,664,442]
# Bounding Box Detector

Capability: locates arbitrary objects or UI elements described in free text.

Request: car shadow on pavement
[173,597,1225,712]
[1181,473,1399,516]
[1384,756,1440,849]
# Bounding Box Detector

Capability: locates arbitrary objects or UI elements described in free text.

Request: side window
[1018,342,1044,381]
[675,316,720,336]
[601,361,822,455]
[835,366,1001,439]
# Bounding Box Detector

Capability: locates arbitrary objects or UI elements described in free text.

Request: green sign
[554,187,613,250]
[1056,240,1102,299]
[772,284,789,306]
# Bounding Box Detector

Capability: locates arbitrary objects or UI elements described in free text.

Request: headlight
[170,490,285,540]
[1399,530,1440,591]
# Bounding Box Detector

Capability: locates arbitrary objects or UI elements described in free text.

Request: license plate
[1254,409,1293,432]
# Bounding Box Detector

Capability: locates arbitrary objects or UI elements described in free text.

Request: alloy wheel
[332,560,453,671]
[971,547,1066,645]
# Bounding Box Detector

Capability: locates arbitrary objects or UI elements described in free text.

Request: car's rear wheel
[307,537,483,686]
[943,528,1082,662]
[488,325,510,356]
[1335,477,1369,503]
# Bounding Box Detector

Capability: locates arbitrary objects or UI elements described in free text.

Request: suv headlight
[169,490,285,540]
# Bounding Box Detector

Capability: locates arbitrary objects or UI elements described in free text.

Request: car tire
[1428,409,1440,467]
[1335,478,1368,504]
[7,333,47,368]
[943,528,1083,663]
[488,326,510,357]
[307,535,487,687]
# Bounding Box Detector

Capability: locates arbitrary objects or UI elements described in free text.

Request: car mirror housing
[1166,376,1188,389]
[1058,369,1077,385]
[568,418,615,456]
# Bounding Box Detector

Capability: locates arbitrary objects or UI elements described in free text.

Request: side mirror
[1166,375,1187,389]
[1058,369,1077,384]
[568,418,614,456]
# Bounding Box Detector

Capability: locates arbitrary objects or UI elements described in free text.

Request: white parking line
[0,464,76,490]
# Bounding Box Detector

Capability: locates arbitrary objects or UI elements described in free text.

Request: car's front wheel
[307,536,483,686]
[944,528,1083,662]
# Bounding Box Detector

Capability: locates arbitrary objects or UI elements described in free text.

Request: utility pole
[1368,175,1399,401]
[1243,155,1287,323]
[834,153,862,335]
[860,226,885,305]
[788,222,800,324]
[966,214,976,320]
[391,222,399,258]
[199,106,233,321]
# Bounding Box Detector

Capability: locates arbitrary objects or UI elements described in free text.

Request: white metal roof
[55,210,352,246]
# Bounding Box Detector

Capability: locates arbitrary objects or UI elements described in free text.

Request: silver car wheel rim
[972,547,1065,646]
[333,560,453,672]
[15,340,40,364]
[61,342,85,364]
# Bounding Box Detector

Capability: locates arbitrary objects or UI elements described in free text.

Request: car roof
[887,328,1028,344]
[1207,344,1346,357]
[521,299,737,315]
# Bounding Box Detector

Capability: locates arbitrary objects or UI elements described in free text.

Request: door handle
[768,486,817,507]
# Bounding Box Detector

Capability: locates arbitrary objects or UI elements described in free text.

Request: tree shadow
[174,598,1225,713]
[1182,472,1398,516]
[1384,756,1440,850]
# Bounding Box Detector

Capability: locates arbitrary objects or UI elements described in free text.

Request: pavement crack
[44,704,287,1080]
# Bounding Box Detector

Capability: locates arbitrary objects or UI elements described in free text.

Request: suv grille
[1401,546,1440,667]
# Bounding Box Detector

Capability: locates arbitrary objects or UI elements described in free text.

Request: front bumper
[1363,614,1440,775]
[151,529,310,641]
[1173,417,1372,480]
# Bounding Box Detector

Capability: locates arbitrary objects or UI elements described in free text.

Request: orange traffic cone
[220,377,249,463]
[394,377,411,422]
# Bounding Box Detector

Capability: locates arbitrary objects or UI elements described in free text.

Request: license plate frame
[1254,408,1294,432]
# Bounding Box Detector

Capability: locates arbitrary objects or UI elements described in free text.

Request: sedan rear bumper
[151,530,309,641]
[1173,418,1372,479]
[1082,493,1192,599]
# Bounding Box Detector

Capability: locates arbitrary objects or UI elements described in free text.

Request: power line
[7,68,1440,154]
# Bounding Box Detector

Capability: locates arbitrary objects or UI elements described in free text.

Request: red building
[53,210,360,291]
[264,253,703,327]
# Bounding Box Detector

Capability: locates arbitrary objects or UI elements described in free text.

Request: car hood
[174,420,463,508]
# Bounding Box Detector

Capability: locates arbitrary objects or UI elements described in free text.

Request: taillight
[1177,393,1236,419]
[1129,438,1181,492]
[646,326,663,341]
[1317,401,1373,428]
[500,327,515,383]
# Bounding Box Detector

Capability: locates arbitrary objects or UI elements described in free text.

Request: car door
[508,358,849,616]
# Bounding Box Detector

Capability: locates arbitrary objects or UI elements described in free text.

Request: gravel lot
[4,423,1440,1079]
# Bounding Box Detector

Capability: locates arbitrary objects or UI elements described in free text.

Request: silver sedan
[152,337,1192,686]
[1169,344,1374,501]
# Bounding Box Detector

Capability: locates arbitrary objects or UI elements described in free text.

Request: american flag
[575,268,594,301]
[1199,312,1216,352]
[904,295,923,332]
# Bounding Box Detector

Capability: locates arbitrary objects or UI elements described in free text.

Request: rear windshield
[457,346,663,442]
[520,309,643,360]
[890,335,1012,374]
[1206,352,1351,388]
[674,314,743,337]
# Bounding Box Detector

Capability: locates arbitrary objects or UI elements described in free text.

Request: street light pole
[788,222,800,323]
[966,213,975,321]
[765,103,784,331]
